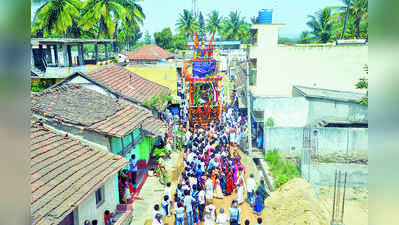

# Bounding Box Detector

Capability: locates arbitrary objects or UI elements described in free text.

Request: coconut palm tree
[306,8,334,43]
[330,0,368,38]
[222,11,249,41]
[79,0,126,61]
[176,9,200,40]
[31,0,81,37]
[250,16,258,24]
[117,0,145,51]
[206,10,223,37]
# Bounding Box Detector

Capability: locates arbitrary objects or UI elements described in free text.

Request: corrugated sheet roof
[31,84,166,137]
[293,85,366,103]
[31,123,128,225]
[128,44,175,61]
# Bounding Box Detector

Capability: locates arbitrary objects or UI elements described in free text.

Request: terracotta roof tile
[128,44,175,62]
[83,64,170,105]
[31,124,129,225]
[31,84,167,138]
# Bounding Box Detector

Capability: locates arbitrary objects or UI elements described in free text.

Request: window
[95,186,104,207]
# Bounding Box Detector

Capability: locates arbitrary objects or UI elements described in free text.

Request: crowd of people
[152,101,270,225]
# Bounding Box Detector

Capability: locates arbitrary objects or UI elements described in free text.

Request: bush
[265,149,301,189]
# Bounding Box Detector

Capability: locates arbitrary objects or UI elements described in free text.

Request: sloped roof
[31,84,166,137]
[293,85,366,103]
[84,64,170,104]
[31,123,128,225]
[128,44,175,61]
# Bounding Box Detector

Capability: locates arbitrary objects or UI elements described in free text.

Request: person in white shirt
[216,208,229,225]
[205,175,214,200]
[198,185,206,222]
[152,204,161,221]
[204,200,217,225]
[183,190,195,225]
[246,174,257,207]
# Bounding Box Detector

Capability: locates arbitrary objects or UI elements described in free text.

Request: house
[54,64,171,113]
[251,85,368,154]
[248,24,368,97]
[128,44,175,63]
[31,121,130,225]
[31,84,166,194]
[31,38,116,89]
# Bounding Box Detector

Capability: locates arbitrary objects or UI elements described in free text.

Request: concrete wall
[255,97,309,127]
[306,97,368,125]
[254,96,367,127]
[76,176,118,225]
[264,127,368,153]
[250,25,368,97]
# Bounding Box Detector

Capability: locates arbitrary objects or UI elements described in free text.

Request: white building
[248,24,368,97]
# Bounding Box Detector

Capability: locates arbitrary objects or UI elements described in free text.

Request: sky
[139,0,343,38]
[31,0,344,39]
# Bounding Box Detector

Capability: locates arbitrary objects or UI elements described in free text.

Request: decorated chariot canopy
[183,33,224,128]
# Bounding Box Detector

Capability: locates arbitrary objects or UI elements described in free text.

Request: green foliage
[265,117,275,127]
[222,11,250,42]
[176,9,200,40]
[152,146,169,158]
[198,12,206,39]
[154,28,174,50]
[143,93,172,109]
[297,31,313,44]
[144,31,152,44]
[306,8,334,43]
[206,10,223,36]
[356,64,368,106]
[278,37,297,44]
[265,149,301,189]
[250,16,258,24]
[174,32,188,50]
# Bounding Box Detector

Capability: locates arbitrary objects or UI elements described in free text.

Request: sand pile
[264,178,330,225]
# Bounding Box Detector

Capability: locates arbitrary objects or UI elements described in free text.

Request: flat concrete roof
[31,38,116,45]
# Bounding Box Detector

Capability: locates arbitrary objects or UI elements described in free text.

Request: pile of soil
[264,178,330,225]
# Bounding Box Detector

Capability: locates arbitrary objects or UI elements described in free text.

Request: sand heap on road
[264,178,330,225]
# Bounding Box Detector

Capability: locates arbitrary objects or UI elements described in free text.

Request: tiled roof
[31,84,166,138]
[142,117,167,137]
[84,64,170,104]
[293,85,366,103]
[31,123,128,225]
[128,44,175,61]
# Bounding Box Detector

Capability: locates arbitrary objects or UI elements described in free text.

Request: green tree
[206,10,223,37]
[331,0,368,38]
[222,11,249,41]
[250,16,258,24]
[79,0,126,61]
[31,0,81,37]
[278,37,296,44]
[154,28,174,50]
[176,9,200,40]
[297,31,313,44]
[118,0,145,51]
[174,32,188,50]
[306,8,334,43]
[198,12,206,39]
[143,31,152,44]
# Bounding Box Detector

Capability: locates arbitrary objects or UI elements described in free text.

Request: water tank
[258,9,273,24]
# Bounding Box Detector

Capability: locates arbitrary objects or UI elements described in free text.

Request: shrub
[265,149,301,189]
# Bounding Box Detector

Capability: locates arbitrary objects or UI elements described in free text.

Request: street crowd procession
[151,93,270,225]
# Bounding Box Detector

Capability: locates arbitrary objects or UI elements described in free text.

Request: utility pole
[246,55,252,155]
